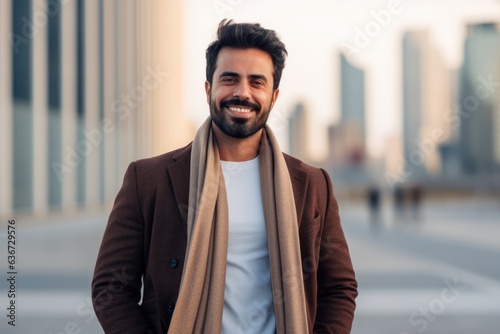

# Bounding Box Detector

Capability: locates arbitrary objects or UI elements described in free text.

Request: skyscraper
[459,22,500,176]
[340,52,366,148]
[287,102,310,162]
[402,30,452,178]
[325,53,366,179]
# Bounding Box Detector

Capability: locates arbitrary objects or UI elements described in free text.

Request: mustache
[220,98,260,112]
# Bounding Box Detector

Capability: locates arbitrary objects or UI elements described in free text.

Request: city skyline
[183,0,500,160]
[1,0,499,217]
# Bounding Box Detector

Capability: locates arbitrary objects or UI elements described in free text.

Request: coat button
[167,302,175,312]
[169,258,179,268]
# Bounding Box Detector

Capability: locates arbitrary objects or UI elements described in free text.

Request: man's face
[205,47,279,138]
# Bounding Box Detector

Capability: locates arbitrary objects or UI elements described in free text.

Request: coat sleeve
[314,169,358,333]
[91,162,155,334]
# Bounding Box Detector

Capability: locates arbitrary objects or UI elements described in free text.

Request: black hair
[206,19,288,91]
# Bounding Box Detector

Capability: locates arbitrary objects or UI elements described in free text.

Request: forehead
[215,47,274,76]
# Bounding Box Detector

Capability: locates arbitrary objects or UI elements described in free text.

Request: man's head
[206,20,288,91]
[205,20,288,139]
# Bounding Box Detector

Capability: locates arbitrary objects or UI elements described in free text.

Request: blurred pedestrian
[409,183,424,221]
[367,186,382,229]
[393,185,405,222]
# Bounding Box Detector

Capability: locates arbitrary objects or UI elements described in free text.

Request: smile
[227,106,253,113]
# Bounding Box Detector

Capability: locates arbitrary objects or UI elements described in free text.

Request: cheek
[212,88,230,104]
[257,92,274,106]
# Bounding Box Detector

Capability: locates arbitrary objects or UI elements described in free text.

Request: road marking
[356,288,500,316]
[17,291,91,317]
[13,288,500,317]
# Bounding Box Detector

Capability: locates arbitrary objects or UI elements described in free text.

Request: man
[92,20,357,334]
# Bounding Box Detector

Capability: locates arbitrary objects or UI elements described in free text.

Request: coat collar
[165,143,309,225]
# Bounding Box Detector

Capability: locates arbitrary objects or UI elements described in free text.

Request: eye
[252,80,264,86]
[221,77,236,83]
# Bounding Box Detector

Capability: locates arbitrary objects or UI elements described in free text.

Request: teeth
[229,106,251,113]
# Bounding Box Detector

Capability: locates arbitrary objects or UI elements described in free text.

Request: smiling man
[92,20,357,334]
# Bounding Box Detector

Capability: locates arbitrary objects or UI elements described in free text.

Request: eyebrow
[219,71,268,82]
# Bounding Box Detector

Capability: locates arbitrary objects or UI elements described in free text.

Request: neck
[212,122,262,162]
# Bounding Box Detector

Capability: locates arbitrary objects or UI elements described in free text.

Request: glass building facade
[0,0,194,217]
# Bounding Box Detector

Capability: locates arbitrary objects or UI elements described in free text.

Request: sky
[182,0,500,160]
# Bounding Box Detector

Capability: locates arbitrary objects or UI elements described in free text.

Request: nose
[233,80,251,100]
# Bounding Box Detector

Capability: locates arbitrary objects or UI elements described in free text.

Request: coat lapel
[284,154,309,227]
[166,143,192,223]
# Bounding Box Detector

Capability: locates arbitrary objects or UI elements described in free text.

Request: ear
[270,88,280,110]
[205,81,211,104]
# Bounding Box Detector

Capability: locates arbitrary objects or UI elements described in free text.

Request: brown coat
[92,143,357,334]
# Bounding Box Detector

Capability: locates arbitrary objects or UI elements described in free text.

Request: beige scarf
[167,117,308,333]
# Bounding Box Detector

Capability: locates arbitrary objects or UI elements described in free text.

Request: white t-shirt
[220,157,275,334]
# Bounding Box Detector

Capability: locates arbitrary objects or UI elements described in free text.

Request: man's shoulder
[283,152,327,179]
[283,153,333,206]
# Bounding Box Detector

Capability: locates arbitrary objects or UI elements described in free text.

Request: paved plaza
[1,197,499,333]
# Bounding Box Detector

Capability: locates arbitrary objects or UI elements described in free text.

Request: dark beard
[209,98,271,139]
